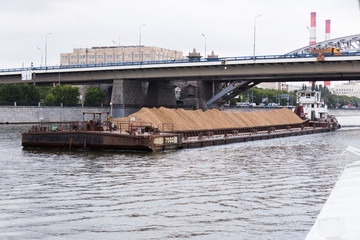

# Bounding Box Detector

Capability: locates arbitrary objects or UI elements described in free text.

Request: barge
[21,111,339,152]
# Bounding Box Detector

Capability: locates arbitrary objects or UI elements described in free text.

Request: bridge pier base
[111,79,144,118]
[146,81,176,107]
[110,79,223,118]
[183,81,223,110]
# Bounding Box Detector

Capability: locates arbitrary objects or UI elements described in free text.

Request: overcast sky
[0,0,359,68]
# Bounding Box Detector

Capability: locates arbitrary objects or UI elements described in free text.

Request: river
[1,117,359,240]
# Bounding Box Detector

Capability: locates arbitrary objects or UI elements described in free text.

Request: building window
[116,54,122,59]
[97,55,103,59]
[62,56,68,60]
[71,56,77,60]
[125,54,132,59]
[80,55,86,59]
[107,55,113,59]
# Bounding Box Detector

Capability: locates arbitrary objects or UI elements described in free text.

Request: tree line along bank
[0,83,105,106]
[231,84,360,108]
[0,83,359,108]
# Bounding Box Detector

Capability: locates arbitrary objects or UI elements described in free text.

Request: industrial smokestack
[310,12,316,45]
[324,19,331,87]
[325,20,331,40]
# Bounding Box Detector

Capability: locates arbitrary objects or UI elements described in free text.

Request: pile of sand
[114,107,304,131]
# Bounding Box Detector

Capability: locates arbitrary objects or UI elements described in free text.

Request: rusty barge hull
[22,131,161,152]
[22,124,335,152]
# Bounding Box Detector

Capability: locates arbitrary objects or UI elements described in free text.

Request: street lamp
[112,38,121,63]
[202,33,207,59]
[253,14,261,60]
[36,47,43,67]
[139,24,146,63]
[45,32,52,67]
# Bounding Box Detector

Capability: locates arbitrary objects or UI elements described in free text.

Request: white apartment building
[60,46,184,66]
[258,82,289,91]
[332,81,360,98]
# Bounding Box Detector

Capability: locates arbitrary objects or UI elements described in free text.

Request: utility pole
[253,14,262,61]
[202,34,207,59]
[139,24,146,64]
[45,32,52,67]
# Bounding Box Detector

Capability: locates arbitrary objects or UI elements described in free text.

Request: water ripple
[0,124,359,239]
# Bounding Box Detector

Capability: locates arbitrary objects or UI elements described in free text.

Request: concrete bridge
[1,53,360,117]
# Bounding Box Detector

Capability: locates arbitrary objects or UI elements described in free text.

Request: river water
[1,117,359,240]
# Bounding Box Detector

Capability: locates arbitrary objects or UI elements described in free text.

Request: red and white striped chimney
[324,20,331,87]
[325,20,331,40]
[310,12,316,45]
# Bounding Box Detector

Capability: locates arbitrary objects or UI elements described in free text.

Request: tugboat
[294,90,340,129]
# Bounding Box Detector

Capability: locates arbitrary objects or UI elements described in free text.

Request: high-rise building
[60,46,184,66]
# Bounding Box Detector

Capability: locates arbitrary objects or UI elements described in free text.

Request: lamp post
[45,32,52,67]
[202,33,207,59]
[139,24,146,63]
[36,47,43,67]
[112,38,121,63]
[253,14,261,60]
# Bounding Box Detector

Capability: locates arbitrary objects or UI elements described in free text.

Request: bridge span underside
[1,55,360,117]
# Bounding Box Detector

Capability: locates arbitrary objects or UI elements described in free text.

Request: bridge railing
[2,51,360,74]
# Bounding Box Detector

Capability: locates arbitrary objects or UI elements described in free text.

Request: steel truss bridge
[287,34,360,55]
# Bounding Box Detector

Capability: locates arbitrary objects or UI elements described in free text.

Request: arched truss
[287,34,360,55]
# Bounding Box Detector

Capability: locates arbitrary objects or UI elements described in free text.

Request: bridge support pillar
[183,81,222,110]
[111,79,144,118]
[146,81,176,107]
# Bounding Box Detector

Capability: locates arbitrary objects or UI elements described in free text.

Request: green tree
[227,85,360,109]
[45,84,80,104]
[238,87,296,106]
[311,82,316,91]
[84,86,105,105]
[62,85,80,104]
[0,83,40,103]
[22,84,41,102]
[44,93,56,103]
[0,84,22,102]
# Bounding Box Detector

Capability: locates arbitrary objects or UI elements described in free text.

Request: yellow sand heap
[114,107,304,131]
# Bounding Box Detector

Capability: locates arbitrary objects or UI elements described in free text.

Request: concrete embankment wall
[0,106,110,124]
